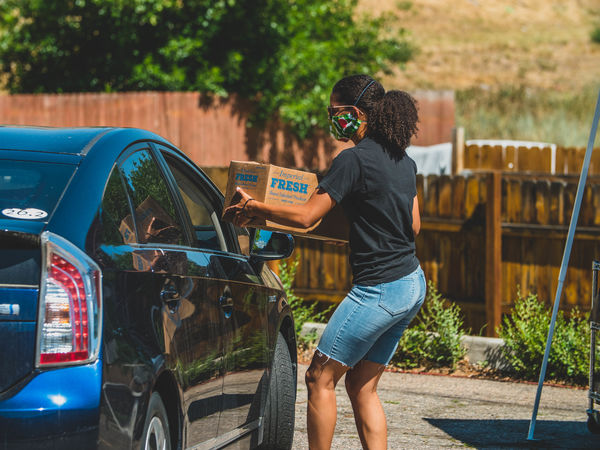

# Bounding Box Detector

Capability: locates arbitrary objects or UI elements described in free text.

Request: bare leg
[344,360,387,450]
[305,352,349,450]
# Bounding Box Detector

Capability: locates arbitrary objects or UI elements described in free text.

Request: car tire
[141,392,172,450]
[260,332,296,450]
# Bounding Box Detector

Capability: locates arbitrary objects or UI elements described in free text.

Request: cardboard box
[222,161,349,242]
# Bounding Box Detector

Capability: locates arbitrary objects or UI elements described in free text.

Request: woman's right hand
[224,187,256,227]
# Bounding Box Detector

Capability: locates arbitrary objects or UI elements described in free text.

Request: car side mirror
[249,229,294,261]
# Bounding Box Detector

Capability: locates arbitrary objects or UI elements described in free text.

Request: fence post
[485,171,502,337]
[451,126,465,175]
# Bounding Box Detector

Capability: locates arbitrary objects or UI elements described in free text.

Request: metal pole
[528,89,600,440]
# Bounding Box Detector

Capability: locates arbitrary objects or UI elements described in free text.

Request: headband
[353,79,376,106]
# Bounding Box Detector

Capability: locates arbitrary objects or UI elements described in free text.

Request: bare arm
[412,195,421,236]
[225,186,336,229]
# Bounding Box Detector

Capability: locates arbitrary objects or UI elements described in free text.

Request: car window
[234,226,251,256]
[0,160,76,221]
[100,168,134,245]
[119,149,186,246]
[162,154,226,252]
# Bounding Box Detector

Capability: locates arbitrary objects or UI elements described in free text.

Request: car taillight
[36,231,102,367]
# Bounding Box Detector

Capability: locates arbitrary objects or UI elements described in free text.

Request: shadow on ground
[425,418,600,449]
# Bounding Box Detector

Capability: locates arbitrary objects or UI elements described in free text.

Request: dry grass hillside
[359,0,600,145]
[360,0,600,91]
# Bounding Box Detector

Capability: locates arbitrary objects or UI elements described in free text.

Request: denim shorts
[315,265,426,367]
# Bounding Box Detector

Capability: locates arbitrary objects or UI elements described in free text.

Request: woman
[225,74,426,449]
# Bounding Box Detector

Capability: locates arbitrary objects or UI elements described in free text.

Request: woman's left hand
[224,187,256,227]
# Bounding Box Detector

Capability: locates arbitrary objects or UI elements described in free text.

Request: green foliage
[393,281,467,369]
[0,0,414,138]
[456,84,598,147]
[497,291,589,383]
[278,257,332,343]
[592,26,600,44]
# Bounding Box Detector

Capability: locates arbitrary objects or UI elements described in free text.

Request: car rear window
[0,160,76,221]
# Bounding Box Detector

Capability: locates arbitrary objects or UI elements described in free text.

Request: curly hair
[331,74,419,156]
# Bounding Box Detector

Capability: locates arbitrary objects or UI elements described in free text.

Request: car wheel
[141,392,171,450]
[260,332,296,449]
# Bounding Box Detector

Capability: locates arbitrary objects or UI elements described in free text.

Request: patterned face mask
[329,112,362,141]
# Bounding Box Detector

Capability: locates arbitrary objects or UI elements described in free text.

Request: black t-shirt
[318,137,419,286]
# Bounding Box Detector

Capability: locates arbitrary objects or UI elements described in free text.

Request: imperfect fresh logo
[270,178,309,194]
[235,173,258,183]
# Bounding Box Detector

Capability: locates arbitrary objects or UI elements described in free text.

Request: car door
[97,145,224,447]
[157,147,271,446]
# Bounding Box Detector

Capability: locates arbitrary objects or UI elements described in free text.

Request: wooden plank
[464,144,480,170]
[451,176,466,220]
[505,178,522,223]
[416,174,425,212]
[485,172,502,337]
[520,231,536,302]
[518,146,552,173]
[294,290,345,304]
[563,183,577,226]
[464,175,481,219]
[421,219,464,232]
[501,224,600,240]
[503,236,523,310]
[589,147,600,175]
[437,175,453,218]
[580,181,595,227]
[438,234,451,294]
[463,228,485,301]
[549,180,565,225]
[534,236,552,305]
[593,183,600,226]
[479,145,496,170]
[505,145,517,171]
[521,179,535,223]
[534,180,551,225]
[515,146,532,172]
[555,147,567,174]
[559,147,573,174]
[424,175,439,217]
[563,242,579,307]
[451,127,465,175]
[541,146,553,173]
[567,147,584,174]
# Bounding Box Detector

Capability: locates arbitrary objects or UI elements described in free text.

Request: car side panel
[207,253,270,439]
[97,243,227,449]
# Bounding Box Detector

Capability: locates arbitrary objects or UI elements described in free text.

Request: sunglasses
[327,105,357,119]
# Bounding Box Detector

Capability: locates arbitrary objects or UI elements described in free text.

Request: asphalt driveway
[292,363,600,449]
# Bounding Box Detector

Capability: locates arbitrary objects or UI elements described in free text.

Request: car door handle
[219,289,233,319]
[160,285,181,312]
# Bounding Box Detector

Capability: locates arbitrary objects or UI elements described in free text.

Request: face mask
[329,112,362,141]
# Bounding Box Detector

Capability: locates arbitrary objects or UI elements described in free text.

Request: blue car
[0,126,297,449]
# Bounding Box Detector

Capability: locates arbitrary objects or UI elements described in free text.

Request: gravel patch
[292,363,599,449]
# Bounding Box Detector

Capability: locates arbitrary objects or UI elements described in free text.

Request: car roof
[0,126,116,155]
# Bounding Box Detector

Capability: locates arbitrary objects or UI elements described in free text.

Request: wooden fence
[417,172,600,335]
[452,137,600,175]
[0,91,455,170]
[205,167,600,337]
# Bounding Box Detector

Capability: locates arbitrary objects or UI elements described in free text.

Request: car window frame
[150,144,243,255]
[98,161,134,246]
[114,143,194,249]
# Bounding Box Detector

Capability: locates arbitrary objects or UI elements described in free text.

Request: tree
[0,0,414,137]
